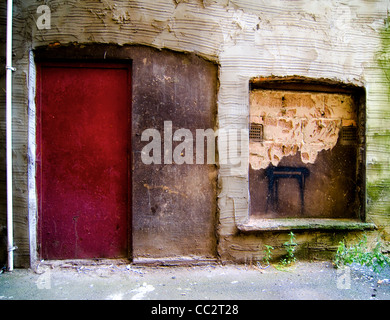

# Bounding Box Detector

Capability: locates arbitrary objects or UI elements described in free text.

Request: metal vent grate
[341,126,357,145]
[249,123,263,141]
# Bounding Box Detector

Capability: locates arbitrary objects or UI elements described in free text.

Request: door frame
[34,58,133,262]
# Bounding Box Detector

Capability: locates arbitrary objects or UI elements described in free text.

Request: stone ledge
[132,256,218,267]
[237,218,377,232]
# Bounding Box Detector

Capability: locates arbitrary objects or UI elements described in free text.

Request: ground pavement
[0,261,389,301]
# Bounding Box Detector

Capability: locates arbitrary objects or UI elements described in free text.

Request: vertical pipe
[6,0,14,271]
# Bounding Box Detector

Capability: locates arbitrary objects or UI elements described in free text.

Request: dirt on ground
[0,260,389,301]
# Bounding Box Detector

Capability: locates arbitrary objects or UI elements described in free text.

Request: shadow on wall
[250,144,359,219]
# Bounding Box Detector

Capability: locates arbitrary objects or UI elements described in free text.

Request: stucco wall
[0,0,390,267]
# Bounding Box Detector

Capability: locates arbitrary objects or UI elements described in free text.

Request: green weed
[262,245,274,266]
[334,234,390,273]
[280,231,297,266]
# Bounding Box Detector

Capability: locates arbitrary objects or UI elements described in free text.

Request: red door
[36,62,131,260]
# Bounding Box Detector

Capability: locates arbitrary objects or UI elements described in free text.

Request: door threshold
[35,258,131,270]
[132,256,218,267]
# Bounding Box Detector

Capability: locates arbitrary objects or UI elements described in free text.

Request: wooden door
[36,62,131,260]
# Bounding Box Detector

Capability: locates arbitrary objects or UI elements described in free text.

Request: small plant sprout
[262,245,274,266]
[281,231,297,266]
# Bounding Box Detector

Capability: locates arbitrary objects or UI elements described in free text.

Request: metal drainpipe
[6,0,16,272]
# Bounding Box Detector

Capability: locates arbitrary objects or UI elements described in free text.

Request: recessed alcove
[248,77,366,222]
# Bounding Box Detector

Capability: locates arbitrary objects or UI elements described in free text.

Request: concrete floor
[0,261,389,301]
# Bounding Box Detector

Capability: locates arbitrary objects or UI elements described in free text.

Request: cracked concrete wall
[1,0,390,266]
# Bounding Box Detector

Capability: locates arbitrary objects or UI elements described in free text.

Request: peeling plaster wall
[249,90,357,169]
[248,88,363,219]
[1,0,390,266]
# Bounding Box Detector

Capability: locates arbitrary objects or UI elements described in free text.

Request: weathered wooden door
[36,62,131,260]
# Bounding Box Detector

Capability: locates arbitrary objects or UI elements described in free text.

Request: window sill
[237,218,377,232]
